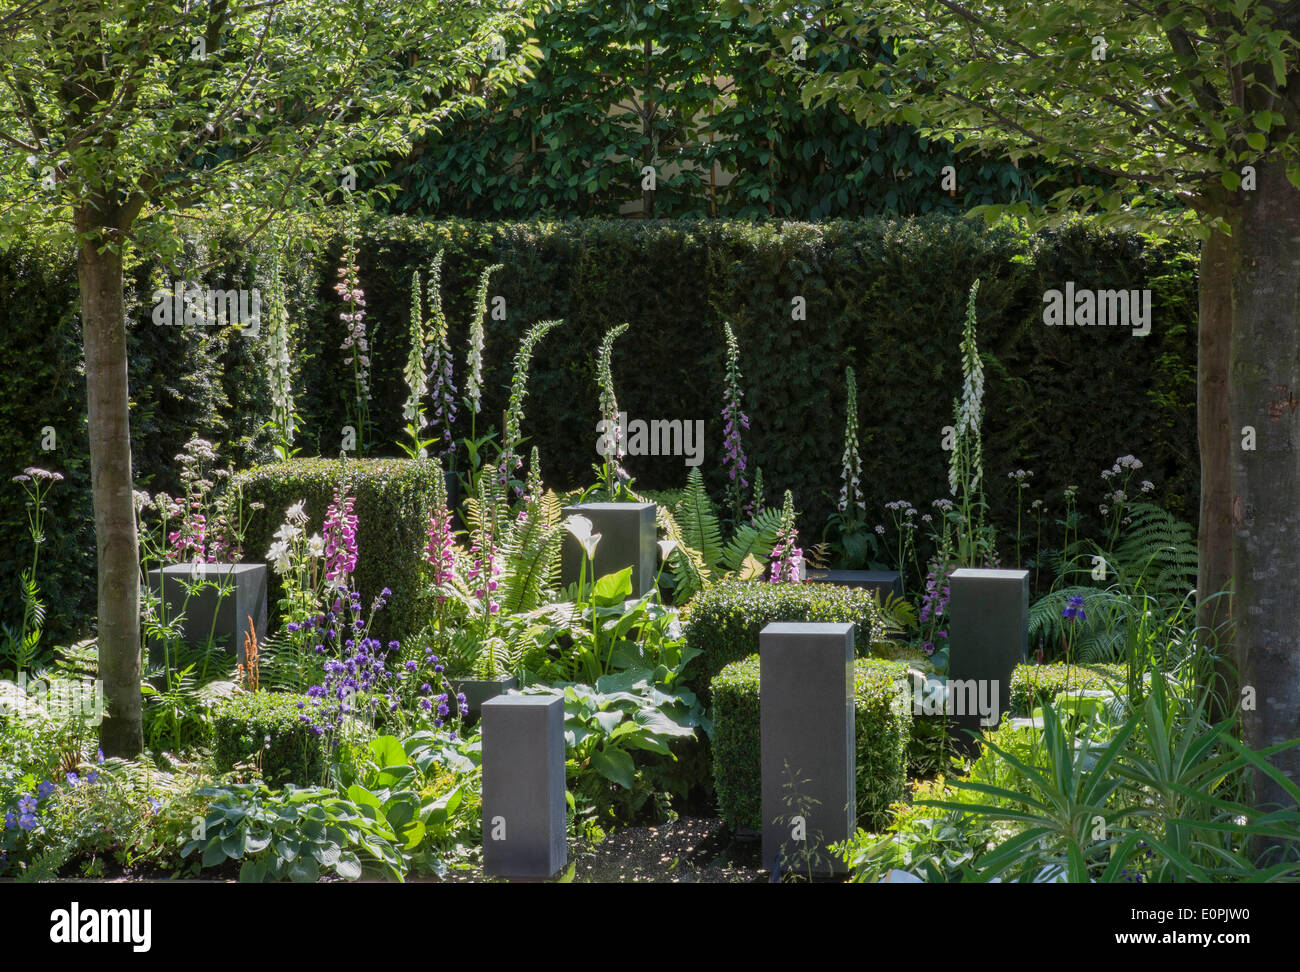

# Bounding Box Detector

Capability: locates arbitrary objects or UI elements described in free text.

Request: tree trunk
[76,209,142,757]
[1229,162,1300,812]
[1196,222,1236,713]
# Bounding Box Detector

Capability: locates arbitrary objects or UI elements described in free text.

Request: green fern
[674,468,724,570]
[1107,502,1197,602]
[719,507,784,572]
[497,489,564,615]
[875,592,918,637]
[655,504,709,601]
[1029,586,1138,663]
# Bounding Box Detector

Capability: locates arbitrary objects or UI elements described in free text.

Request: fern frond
[719,506,784,572]
[656,505,708,602]
[497,489,564,615]
[1028,585,1134,661]
[673,468,723,570]
[1108,502,1197,602]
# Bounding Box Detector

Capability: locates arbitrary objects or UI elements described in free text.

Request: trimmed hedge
[209,690,326,788]
[232,457,442,647]
[683,581,887,691]
[712,655,911,833]
[1009,662,1126,715]
[1,215,1199,643]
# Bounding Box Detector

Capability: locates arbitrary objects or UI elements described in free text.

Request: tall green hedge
[0,215,1198,642]
[711,654,911,833]
[232,458,442,648]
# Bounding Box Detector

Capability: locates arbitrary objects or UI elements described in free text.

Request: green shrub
[232,457,442,647]
[683,581,888,691]
[208,691,327,788]
[1009,662,1126,715]
[711,655,911,833]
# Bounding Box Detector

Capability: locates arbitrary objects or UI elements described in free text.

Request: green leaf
[592,567,633,606]
[590,746,636,789]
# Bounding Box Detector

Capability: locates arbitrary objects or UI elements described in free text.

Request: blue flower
[3,812,14,829]
[87,770,100,785]
[36,781,55,801]
[66,772,79,786]
[1062,594,1087,622]
[96,748,105,765]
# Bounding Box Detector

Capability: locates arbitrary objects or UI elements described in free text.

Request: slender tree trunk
[1229,162,1300,812]
[1196,222,1236,713]
[76,208,142,757]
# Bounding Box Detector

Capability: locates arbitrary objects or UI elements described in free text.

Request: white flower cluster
[266,501,322,575]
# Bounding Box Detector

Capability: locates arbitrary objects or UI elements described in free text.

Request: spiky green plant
[947,279,993,567]
[425,251,457,462]
[595,322,630,500]
[399,269,437,459]
[498,319,564,494]
[464,262,503,421]
[263,257,297,462]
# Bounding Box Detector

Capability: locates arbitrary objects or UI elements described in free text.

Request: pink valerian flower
[467,541,501,614]
[323,488,358,587]
[425,507,456,601]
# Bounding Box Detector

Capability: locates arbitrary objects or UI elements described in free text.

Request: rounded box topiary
[1009,662,1126,715]
[208,690,327,788]
[683,581,888,695]
[711,654,911,834]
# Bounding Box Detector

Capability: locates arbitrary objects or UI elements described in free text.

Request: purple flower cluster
[919,561,954,656]
[401,645,469,736]
[1062,594,1087,622]
[919,565,952,625]
[299,588,398,735]
[13,794,37,831]
[429,349,457,459]
[425,507,457,597]
[323,487,358,587]
[768,535,802,584]
[721,323,751,515]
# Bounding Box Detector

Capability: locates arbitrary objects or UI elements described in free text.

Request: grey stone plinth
[482,695,567,879]
[561,502,657,597]
[450,675,518,723]
[947,568,1028,741]
[806,569,902,596]
[145,563,267,665]
[760,622,855,877]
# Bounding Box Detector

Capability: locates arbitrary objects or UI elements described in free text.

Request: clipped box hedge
[683,581,887,692]
[232,457,441,647]
[209,691,327,788]
[1009,662,1126,715]
[712,655,911,833]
